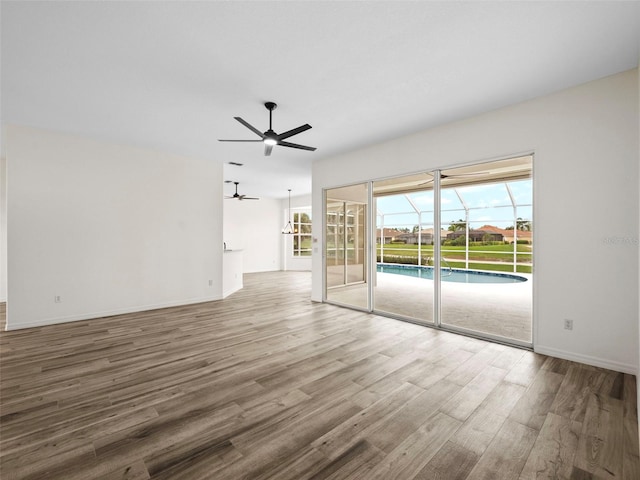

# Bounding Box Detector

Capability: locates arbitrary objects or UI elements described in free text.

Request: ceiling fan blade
[417,172,435,186]
[234,117,264,138]
[264,143,274,156]
[417,171,490,186]
[279,141,316,151]
[243,197,260,200]
[447,172,490,177]
[277,124,312,141]
[218,139,263,142]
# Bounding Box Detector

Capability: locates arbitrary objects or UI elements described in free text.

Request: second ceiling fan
[218,102,316,156]
[225,182,259,201]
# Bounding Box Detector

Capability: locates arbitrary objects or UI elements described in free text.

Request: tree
[293,212,312,233]
[506,217,531,231]
[448,219,466,231]
[412,225,420,233]
[517,218,532,231]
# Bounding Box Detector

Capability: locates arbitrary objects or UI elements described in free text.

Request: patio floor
[327,270,532,343]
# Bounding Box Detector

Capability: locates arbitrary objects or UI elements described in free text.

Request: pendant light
[282,189,294,234]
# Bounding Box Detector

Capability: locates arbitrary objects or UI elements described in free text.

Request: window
[292,209,312,256]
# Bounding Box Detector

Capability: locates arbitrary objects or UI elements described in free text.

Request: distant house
[389,228,448,245]
[445,225,532,244]
[395,232,419,244]
[447,229,503,242]
[479,225,532,244]
[376,228,404,244]
[380,225,532,244]
[420,228,449,245]
[502,229,532,244]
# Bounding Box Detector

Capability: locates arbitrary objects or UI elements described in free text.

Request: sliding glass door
[323,155,533,347]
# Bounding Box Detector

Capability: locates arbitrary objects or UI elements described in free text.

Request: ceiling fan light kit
[219,102,316,156]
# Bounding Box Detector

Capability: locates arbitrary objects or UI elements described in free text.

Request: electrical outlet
[54,295,62,303]
[563,319,573,330]
[208,280,213,287]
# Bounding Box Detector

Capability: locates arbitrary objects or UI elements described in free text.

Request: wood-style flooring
[1,271,638,479]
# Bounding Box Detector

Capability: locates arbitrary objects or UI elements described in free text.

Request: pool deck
[327,269,532,343]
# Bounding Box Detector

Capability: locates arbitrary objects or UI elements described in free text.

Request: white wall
[1,150,7,303]
[221,193,312,273]
[223,197,282,273]
[637,61,640,439]
[282,193,313,271]
[313,69,639,374]
[5,125,223,329]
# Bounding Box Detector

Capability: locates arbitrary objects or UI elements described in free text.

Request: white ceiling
[2,1,639,199]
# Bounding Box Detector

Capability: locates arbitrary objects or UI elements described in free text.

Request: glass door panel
[372,175,434,324]
[439,156,533,344]
[325,184,368,309]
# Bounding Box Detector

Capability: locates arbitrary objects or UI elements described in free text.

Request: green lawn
[378,243,530,258]
[377,243,531,253]
[375,243,532,273]
[326,242,532,273]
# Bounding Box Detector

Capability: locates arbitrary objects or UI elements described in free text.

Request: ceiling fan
[225,182,259,201]
[218,102,316,156]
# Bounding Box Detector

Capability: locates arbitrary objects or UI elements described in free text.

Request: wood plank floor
[1,271,638,479]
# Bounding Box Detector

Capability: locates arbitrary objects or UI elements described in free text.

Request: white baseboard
[535,345,638,375]
[4,295,223,331]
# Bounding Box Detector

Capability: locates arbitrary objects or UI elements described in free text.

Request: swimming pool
[377,264,527,284]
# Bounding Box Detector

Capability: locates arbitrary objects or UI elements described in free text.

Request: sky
[375,179,533,230]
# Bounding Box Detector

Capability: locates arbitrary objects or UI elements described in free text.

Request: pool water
[377,264,527,284]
